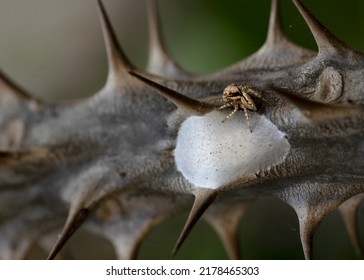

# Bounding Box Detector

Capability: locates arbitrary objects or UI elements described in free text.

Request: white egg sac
[174,111,290,189]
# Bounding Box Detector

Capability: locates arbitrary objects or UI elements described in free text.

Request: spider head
[222,83,241,101]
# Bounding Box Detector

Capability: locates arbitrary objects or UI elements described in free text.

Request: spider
[219,83,261,132]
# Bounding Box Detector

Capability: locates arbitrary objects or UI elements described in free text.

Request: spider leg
[251,89,262,98]
[240,86,261,98]
[237,87,257,111]
[241,104,252,133]
[218,102,234,110]
[222,103,239,122]
[226,96,242,100]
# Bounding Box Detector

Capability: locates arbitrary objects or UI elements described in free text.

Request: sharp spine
[172,189,217,257]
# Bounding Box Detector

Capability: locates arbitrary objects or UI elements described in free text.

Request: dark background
[0,0,363,259]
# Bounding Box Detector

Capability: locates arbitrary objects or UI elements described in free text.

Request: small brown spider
[219,83,261,132]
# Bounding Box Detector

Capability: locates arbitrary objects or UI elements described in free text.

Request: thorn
[219,0,315,74]
[0,70,40,103]
[102,217,159,260]
[146,0,191,78]
[278,184,343,260]
[113,241,139,260]
[290,202,325,260]
[147,0,166,58]
[339,194,364,259]
[204,202,250,259]
[172,189,217,256]
[129,71,215,115]
[268,85,324,116]
[97,0,133,78]
[266,83,363,121]
[299,217,315,260]
[47,208,89,260]
[280,182,364,260]
[265,0,286,46]
[102,224,143,260]
[292,0,350,55]
[40,231,71,259]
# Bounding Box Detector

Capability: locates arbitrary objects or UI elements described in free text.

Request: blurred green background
[0,0,363,259]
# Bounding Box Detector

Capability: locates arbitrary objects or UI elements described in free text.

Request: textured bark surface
[0,0,363,260]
